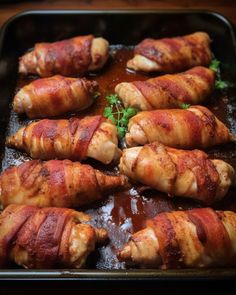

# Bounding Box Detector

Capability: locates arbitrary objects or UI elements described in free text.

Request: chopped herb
[103,94,137,139]
[209,59,220,72]
[215,80,228,89]
[209,58,228,90]
[180,103,191,109]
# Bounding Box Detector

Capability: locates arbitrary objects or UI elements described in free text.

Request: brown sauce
[2,45,236,269]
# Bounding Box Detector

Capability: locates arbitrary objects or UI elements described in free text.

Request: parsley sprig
[180,103,191,109]
[209,59,228,90]
[103,94,137,139]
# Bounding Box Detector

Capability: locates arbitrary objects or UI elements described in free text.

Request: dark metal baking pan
[0,9,236,280]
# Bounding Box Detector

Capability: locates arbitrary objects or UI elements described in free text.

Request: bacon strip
[187,208,231,263]
[17,208,73,268]
[0,205,38,266]
[37,35,93,76]
[173,149,219,204]
[71,115,105,161]
[149,213,182,268]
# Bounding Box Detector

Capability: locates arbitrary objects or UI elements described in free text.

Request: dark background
[0,0,236,28]
[0,280,235,294]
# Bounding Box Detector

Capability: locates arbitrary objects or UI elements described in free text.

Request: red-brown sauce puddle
[2,46,236,269]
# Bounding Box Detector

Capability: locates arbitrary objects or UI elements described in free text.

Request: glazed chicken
[13,75,99,118]
[115,66,214,111]
[119,208,236,269]
[19,35,109,77]
[0,204,107,268]
[119,142,236,205]
[6,115,121,164]
[125,105,236,148]
[0,159,128,208]
[127,32,212,73]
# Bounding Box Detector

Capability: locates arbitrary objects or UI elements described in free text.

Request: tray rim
[0,268,235,281]
[0,9,236,280]
[0,9,236,46]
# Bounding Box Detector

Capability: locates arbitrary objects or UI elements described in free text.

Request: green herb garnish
[215,80,228,89]
[180,103,191,109]
[106,93,119,105]
[103,94,137,139]
[209,59,220,72]
[209,58,228,90]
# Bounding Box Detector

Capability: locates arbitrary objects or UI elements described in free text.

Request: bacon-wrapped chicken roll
[119,142,236,205]
[19,35,109,77]
[119,208,236,269]
[0,204,107,268]
[115,66,214,111]
[13,75,98,118]
[0,160,128,208]
[127,32,212,73]
[126,105,235,148]
[6,115,121,164]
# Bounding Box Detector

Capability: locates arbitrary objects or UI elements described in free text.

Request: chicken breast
[115,67,214,111]
[125,105,235,148]
[119,208,236,269]
[127,32,212,73]
[19,35,109,77]
[119,142,235,204]
[13,75,98,118]
[0,204,107,268]
[6,116,121,164]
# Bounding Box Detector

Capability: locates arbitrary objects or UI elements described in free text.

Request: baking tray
[0,9,236,281]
